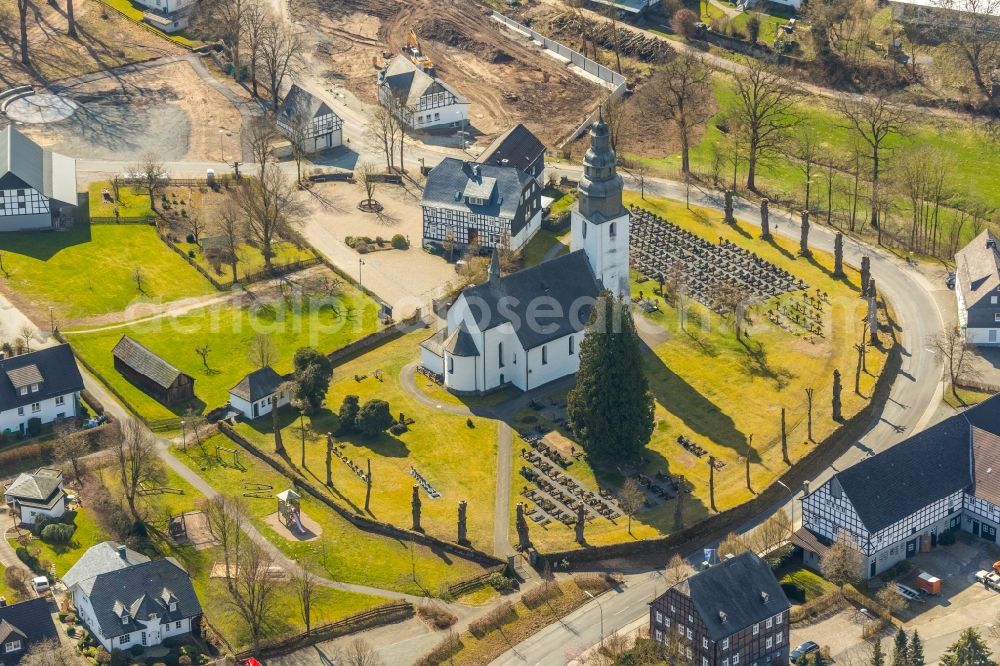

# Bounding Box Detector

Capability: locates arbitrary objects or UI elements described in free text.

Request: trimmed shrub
[391,234,409,250]
[938,528,956,545]
[26,417,42,437]
[416,602,458,629]
[487,572,517,593]
[468,600,516,638]
[574,573,614,594]
[129,644,144,657]
[415,631,462,666]
[357,399,393,437]
[41,522,76,544]
[522,581,562,609]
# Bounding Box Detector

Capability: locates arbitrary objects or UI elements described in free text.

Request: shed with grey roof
[112,335,194,406]
[0,125,76,231]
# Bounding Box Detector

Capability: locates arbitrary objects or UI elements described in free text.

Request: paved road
[487,172,948,666]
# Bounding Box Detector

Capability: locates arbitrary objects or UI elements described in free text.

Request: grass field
[88,182,154,218]
[65,287,381,420]
[171,434,489,597]
[8,507,110,579]
[511,193,889,550]
[122,464,384,650]
[521,228,570,268]
[231,329,500,550]
[177,240,316,286]
[0,224,215,320]
[778,564,835,602]
[631,75,1000,257]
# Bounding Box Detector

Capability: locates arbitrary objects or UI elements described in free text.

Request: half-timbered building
[377,55,469,131]
[798,394,1000,578]
[277,84,343,154]
[649,552,790,666]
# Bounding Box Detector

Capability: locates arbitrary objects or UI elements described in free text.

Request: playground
[263,489,323,542]
[168,511,219,551]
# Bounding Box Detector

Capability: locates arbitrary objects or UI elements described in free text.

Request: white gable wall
[0,391,78,435]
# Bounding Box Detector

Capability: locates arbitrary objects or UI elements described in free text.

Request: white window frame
[4,640,21,652]
[753,623,759,635]
[723,638,730,650]
[16,407,23,416]
[686,628,693,640]
[734,654,740,665]
[30,402,40,413]
[55,395,64,406]
[766,618,773,629]
[656,629,663,642]
[776,632,783,645]
[119,635,131,645]
[656,611,663,624]
[775,612,783,625]
[703,637,709,649]
[18,387,26,396]
[766,638,773,650]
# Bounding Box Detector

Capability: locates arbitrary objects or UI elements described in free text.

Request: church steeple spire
[577,111,624,221]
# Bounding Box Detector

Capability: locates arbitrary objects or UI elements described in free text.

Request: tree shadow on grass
[765,236,797,263]
[737,337,793,390]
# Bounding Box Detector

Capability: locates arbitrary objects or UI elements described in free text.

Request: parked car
[31,576,49,593]
[946,272,956,289]
[790,641,820,663]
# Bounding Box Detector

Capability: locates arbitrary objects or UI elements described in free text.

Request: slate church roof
[0,125,76,205]
[674,552,789,641]
[458,250,601,350]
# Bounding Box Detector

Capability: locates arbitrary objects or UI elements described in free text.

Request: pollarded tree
[566,290,655,460]
[732,57,800,192]
[940,629,997,666]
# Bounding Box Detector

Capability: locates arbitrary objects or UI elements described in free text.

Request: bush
[185,234,195,243]
[178,657,193,666]
[416,632,462,666]
[337,395,360,433]
[357,399,393,437]
[574,573,614,594]
[938,528,956,545]
[41,522,76,544]
[466,418,474,428]
[487,572,517,593]
[781,582,806,603]
[672,8,699,38]
[129,644,143,657]
[522,580,562,609]
[26,417,42,437]
[391,234,409,250]
[15,546,42,574]
[468,601,516,638]
[416,602,458,629]
[356,241,370,254]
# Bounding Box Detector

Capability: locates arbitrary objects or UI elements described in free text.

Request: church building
[419,112,630,393]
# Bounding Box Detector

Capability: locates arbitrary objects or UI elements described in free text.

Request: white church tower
[570,110,630,297]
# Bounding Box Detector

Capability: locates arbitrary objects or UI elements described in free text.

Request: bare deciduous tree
[358,162,378,206]
[132,153,168,211]
[663,553,695,587]
[194,345,212,369]
[292,566,316,635]
[248,334,275,369]
[228,539,279,652]
[55,428,89,482]
[113,419,162,524]
[838,93,908,229]
[18,325,33,352]
[369,103,400,171]
[821,530,863,587]
[795,125,820,211]
[16,0,29,65]
[185,212,205,244]
[216,199,245,283]
[258,15,302,112]
[202,494,246,583]
[931,327,978,401]
[618,478,645,535]
[342,637,384,666]
[234,162,305,268]
[732,57,800,192]
[15,638,78,666]
[246,117,277,181]
[284,108,312,185]
[640,52,713,174]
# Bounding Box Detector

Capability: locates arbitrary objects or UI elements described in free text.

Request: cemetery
[508,193,891,551]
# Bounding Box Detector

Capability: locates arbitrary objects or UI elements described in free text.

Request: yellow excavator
[403,28,435,75]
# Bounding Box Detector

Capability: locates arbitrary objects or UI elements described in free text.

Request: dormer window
[719,611,728,623]
[121,612,130,625]
[29,383,38,393]
[17,387,26,396]
[170,602,177,612]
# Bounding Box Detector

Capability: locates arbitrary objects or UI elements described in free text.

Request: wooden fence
[445,565,505,598]
[89,216,155,225]
[234,601,414,659]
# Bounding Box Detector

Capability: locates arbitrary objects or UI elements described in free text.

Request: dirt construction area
[290,0,607,146]
[18,60,243,163]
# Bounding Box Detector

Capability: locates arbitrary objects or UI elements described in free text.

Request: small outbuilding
[3,467,66,526]
[228,366,289,420]
[112,335,194,406]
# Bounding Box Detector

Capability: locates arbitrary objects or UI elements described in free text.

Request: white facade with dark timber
[954,231,1000,345]
[0,126,76,231]
[798,396,1000,578]
[420,113,629,394]
[377,55,469,131]
[277,84,343,154]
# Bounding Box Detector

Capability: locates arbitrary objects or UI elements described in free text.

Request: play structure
[242,482,273,499]
[277,489,306,534]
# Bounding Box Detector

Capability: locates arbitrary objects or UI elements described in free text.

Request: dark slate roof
[458,250,601,350]
[63,542,149,594]
[478,124,545,174]
[4,468,62,503]
[442,322,479,357]
[0,344,82,414]
[677,552,789,641]
[832,412,972,533]
[86,558,202,639]
[230,366,284,402]
[0,598,59,665]
[422,158,536,233]
[381,55,467,107]
[955,230,1000,326]
[0,125,76,205]
[112,335,186,390]
[279,83,337,124]
[972,426,1000,506]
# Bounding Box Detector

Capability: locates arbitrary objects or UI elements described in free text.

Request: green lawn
[631,74,1000,256]
[177,240,316,286]
[778,565,835,601]
[513,193,889,550]
[65,285,381,421]
[943,386,995,409]
[170,434,489,597]
[521,228,570,268]
[232,329,500,550]
[9,508,110,579]
[88,182,154,219]
[96,0,202,48]
[0,565,19,604]
[0,224,215,320]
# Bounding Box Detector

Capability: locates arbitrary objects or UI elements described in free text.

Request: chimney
[988,239,997,250]
[117,545,127,560]
[0,597,7,607]
[761,591,770,604]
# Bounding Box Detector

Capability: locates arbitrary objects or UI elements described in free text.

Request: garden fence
[445,565,506,598]
[89,216,156,225]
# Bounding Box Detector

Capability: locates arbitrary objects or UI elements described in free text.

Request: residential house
[797,393,1000,578]
[112,336,194,406]
[649,552,791,666]
[228,366,290,420]
[421,158,542,252]
[0,126,76,231]
[478,124,546,187]
[0,598,60,665]
[277,84,343,154]
[377,55,469,131]
[0,344,83,436]
[133,0,195,33]
[954,230,1000,345]
[3,468,66,526]
[889,0,1000,33]
[420,113,630,393]
[63,542,202,652]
